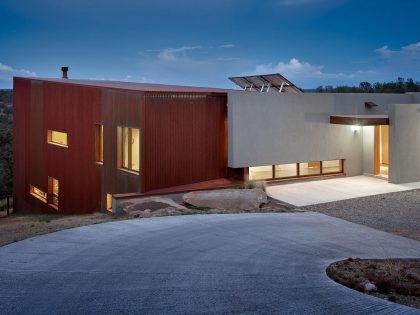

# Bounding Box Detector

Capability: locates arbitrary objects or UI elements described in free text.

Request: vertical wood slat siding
[143,94,227,192]
[102,89,142,208]
[13,78,32,211]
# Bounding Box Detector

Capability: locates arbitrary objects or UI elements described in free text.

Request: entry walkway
[267,175,420,207]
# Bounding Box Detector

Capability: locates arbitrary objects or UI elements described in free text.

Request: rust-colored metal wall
[142,93,227,192]
[101,88,142,209]
[13,79,229,214]
[13,78,102,214]
[13,78,31,211]
[43,82,102,213]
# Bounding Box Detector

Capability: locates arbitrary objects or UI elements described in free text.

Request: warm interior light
[351,125,360,132]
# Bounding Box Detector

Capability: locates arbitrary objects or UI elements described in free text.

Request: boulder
[119,196,186,215]
[183,188,268,211]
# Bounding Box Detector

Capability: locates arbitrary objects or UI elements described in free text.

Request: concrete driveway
[267,175,420,207]
[0,213,419,314]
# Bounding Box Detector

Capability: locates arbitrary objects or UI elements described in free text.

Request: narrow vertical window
[48,177,59,209]
[119,127,140,173]
[95,124,104,163]
[106,193,113,212]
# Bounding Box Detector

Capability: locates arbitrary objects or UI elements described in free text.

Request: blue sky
[0,0,419,89]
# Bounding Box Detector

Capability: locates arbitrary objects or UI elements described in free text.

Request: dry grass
[0,197,297,247]
[0,212,125,247]
[327,258,420,309]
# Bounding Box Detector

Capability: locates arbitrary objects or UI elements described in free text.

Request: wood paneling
[101,89,142,208]
[374,126,380,175]
[142,94,227,191]
[330,115,389,126]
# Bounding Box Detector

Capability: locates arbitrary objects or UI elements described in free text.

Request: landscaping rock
[183,188,268,211]
[362,280,377,292]
[120,196,187,215]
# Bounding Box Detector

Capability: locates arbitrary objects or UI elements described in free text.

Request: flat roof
[16,77,232,94]
[330,115,389,126]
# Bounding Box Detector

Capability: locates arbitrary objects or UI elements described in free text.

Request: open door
[374,125,389,177]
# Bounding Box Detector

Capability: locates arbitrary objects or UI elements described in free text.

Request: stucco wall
[389,103,420,184]
[227,91,364,176]
[362,126,375,175]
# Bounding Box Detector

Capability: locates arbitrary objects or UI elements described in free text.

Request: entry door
[374,125,389,177]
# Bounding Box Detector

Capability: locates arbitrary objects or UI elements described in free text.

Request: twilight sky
[0,0,419,89]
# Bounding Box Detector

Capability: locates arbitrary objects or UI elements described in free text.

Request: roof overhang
[330,115,389,126]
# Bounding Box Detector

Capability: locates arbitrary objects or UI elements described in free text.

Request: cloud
[157,46,202,61]
[375,41,420,62]
[251,58,376,87]
[137,45,250,88]
[220,44,234,48]
[0,62,36,81]
[253,58,370,79]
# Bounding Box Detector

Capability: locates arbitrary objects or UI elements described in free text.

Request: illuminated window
[48,130,68,147]
[29,185,47,203]
[249,165,273,180]
[322,160,343,174]
[275,163,298,178]
[95,124,104,163]
[106,193,113,212]
[48,177,59,208]
[118,127,140,173]
[299,161,321,176]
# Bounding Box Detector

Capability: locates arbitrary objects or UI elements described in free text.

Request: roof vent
[61,66,69,79]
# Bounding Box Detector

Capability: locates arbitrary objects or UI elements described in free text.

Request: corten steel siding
[142,93,228,192]
[13,78,32,211]
[43,82,102,213]
[13,78,102,214]
[101,89,142,208]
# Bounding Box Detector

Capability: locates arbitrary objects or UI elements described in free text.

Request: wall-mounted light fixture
[351,125,361,133]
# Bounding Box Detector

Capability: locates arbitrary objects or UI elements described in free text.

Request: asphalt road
[0,213,419,314]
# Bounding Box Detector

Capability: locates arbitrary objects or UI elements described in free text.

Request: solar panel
[229,73,303,93]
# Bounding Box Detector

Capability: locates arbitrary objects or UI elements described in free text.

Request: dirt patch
[327,258,420,309]
[0,196,299,247]
[0,212,125,247]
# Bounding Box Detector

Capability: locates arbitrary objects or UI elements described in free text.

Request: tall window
[95,124,104,163]
[119,127,140,172]
[48,130,68,147]
[48,177,59,208]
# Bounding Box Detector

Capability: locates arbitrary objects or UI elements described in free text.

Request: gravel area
[301,189,420,241]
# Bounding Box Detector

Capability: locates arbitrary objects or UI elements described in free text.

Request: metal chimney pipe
[61,66,69,79]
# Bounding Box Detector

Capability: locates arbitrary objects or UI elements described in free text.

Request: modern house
[13,72,420,214]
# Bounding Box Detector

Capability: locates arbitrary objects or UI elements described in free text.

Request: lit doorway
[374,125,389,178]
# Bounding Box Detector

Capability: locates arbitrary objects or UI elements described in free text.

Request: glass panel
[123,127,129,169]
[275,163,298,178]
[106,193,113,212]
[299,161,321,176]
[249,165,273,180]
[95,124,104,162]
[322,160,342,174]
[30,185,47,203]
[49,130,68,146]
[130,128,140,171]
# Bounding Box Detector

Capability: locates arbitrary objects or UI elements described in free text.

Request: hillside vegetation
[0,89,13,197]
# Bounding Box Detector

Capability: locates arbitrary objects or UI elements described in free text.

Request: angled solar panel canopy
[229,73,303,93]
